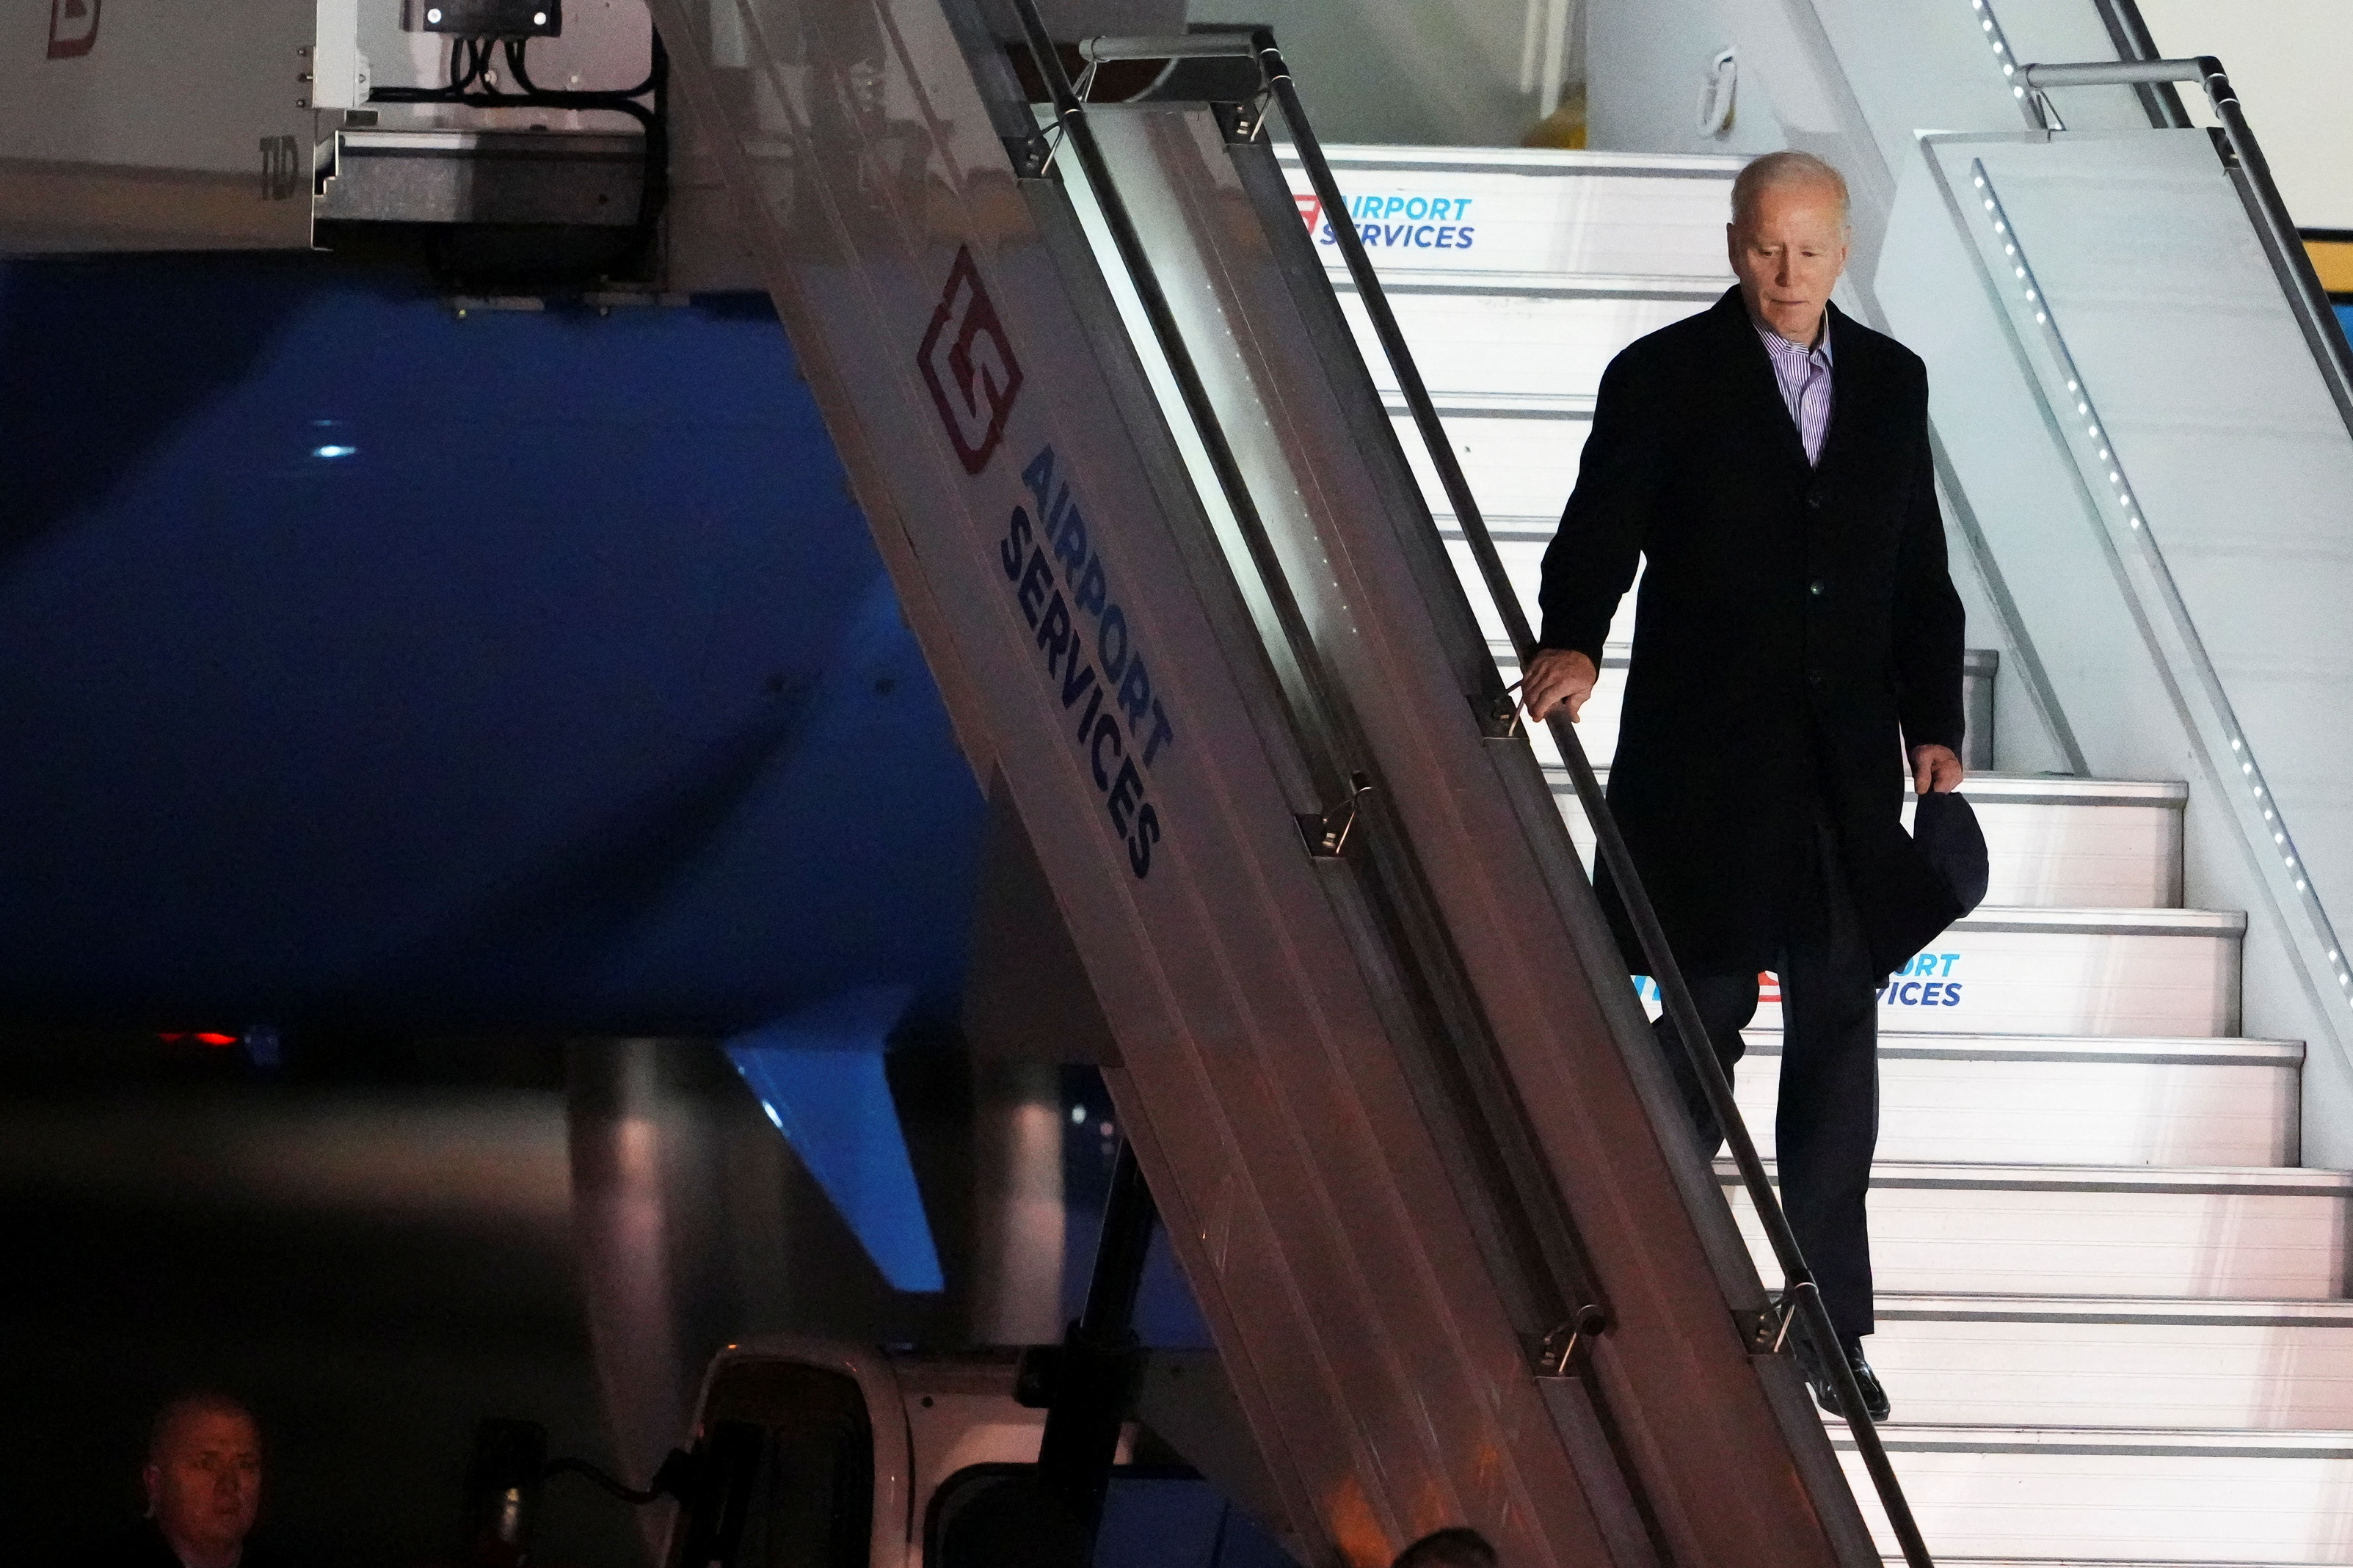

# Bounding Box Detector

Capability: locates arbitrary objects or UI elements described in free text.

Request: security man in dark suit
[1521,150,1966,1422]
[65,1393,296,1568]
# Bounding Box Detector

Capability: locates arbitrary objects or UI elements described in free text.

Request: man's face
[1728,180,1851,343]
[145,1410,262,1556]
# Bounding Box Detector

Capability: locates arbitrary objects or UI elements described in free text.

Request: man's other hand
[1911,743,1963,795]
[1521,648,1599,723]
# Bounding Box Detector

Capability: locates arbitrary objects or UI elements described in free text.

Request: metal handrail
[1025,18,1933,1565]
[2089,0,2192,128]
[2019,56,2353,438]
[1077,34,1255,62]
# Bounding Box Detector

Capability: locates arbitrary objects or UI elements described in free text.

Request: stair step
[1402,421,1590,546]
[1341,289,1703,403]
[1540,763,2186,911]
[1868,1295,2353,1429]
[1830,1425,2353,1566]
[1722,1163,2352,1299]
[1734,1032,2300,1167]
[1640,908,2243,1039]
[1281,145,1739,284]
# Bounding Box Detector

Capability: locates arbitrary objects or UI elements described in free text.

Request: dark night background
[0,253,996,1568]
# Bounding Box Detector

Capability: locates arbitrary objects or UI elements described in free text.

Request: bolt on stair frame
[1034,18,1935,1568]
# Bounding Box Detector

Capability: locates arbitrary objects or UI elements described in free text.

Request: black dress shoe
[1799,1335,1892,1423]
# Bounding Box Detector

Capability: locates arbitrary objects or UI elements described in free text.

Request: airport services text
[1000,445,1173,879]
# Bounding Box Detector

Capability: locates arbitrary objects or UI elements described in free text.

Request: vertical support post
[1034,1141,1160,1554]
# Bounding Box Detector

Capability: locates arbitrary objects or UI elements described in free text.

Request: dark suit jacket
[1538,287,1965,978]
[63,1519,299,1568]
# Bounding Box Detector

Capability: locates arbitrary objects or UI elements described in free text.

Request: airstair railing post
[1265,42,1938,1568]
[1033,1141,1159,1560]
[2090,0,2192,127]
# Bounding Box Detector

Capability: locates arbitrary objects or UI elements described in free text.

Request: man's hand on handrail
[1521,647,1598,723]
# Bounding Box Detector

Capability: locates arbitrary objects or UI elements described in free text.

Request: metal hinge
[1535,1304,1610,1377]
[1472,686,1522,740]
[1003,132,1056,180]
[1295,772,1371,858]
[1736,1288,1805,1356]
[1212,98,1273,145]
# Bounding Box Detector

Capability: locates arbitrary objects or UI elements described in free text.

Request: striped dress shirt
[1756,315,1834,467]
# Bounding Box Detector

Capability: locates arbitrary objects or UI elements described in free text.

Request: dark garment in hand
[1538,288,1967,977]
[65,1520,297,1568]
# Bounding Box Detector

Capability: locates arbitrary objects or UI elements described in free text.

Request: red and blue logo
[1296,192,1478,252]
[918,246,1024,475]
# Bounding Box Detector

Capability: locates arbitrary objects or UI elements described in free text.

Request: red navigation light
[194,1032,239,1047]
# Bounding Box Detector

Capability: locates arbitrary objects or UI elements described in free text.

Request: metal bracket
[1535,1305,1610,1377]
[1295,772,1370,858]
[1738,1289,1804,1356]
[1212,95,1275,145]
[1472,686,1523,740]
[1003,132,1055,179]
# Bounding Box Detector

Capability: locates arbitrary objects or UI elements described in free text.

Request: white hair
[1733,150,1852,229]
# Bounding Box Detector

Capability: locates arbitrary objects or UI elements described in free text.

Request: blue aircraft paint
[724,984,945,1292]
[2338,302,2353,348]
[0,255,983,1033]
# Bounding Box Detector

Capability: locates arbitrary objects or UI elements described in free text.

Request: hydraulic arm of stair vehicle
[639,0,1924,1561]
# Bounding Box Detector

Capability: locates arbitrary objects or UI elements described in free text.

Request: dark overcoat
[1538,288,1965,979]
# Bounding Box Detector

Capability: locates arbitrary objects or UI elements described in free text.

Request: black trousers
[1654,820,1882,1342]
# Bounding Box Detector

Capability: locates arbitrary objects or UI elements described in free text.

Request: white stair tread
[1543,765,2192,913]
[1952,907,2243,937]
[1435,513,1563,541]
[1723,1162,2352,1299]
[1387,390,1595,417]
[1285,144,1748,175]
[1745,1031,2299,1066]
[1877,1294,2353,1325]
[1650,919,2242,1038]
[1720,1162,2353,1195]
[1340,269,1726,299]
[1866,1295,2353,1428]
[1839,1422,2353,1456]
[1833,1425,2353,1564]
[1913,776,2189,808]
[1540,768,2189,809]
[1735,1037,2299,1167]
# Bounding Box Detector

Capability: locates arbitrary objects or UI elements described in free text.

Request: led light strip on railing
[1961,158,2353,1019]
[1965,0,2040,123]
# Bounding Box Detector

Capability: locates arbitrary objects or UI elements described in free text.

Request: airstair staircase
[1298,144,2353,1568]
